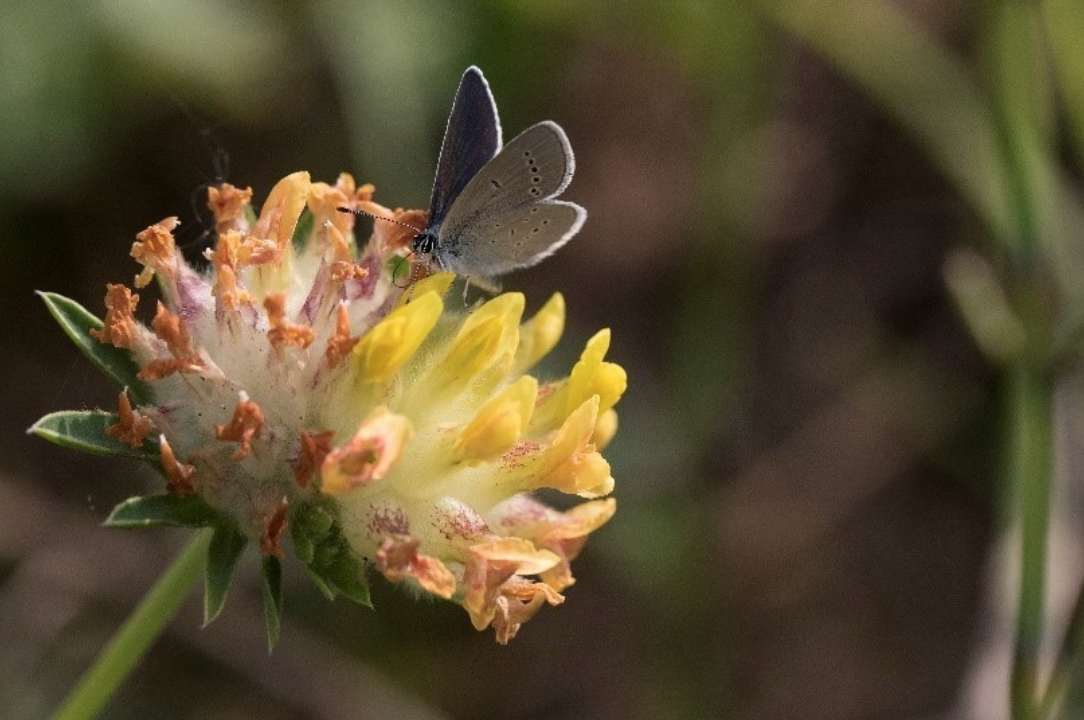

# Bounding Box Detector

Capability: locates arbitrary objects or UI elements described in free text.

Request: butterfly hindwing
[440,199,585,277]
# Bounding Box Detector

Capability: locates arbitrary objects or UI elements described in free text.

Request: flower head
[33,171,624,644]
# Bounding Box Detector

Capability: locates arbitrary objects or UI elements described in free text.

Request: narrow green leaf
[204,522,248,625]
[1044,0,1084,173]
[105,493,221,529]
[261,555,283,650]
[752,0,1012,244]
[29,410,158,462]
[38,292,153,403]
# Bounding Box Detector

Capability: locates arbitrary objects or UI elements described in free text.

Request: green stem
[48,529,211,720]
[1010,366,1054,720]
[1038,575,1084,719]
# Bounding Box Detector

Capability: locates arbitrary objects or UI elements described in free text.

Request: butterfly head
[412,230,438,258]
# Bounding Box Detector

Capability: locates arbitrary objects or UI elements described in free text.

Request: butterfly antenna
[167,95,233,252]
[337,206,424,234]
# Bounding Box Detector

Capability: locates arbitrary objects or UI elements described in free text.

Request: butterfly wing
[427,67,503,228]
[437,121,585,276]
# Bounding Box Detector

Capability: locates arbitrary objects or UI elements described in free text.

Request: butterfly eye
[413,233,437,255]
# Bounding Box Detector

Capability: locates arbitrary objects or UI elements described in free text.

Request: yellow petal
[252,171,311,249]
[528,329,627,435]
[455,376,539,463]
[352,291,443,382]
[394,272,455,309]
[592,408,619,450]
[575,473,615,499]
[320,406,413,495]
[567,329,627,415]
[544,498,617,542]
[514,293,565,372]
[441,292,524,379]
[534,396,613,496]
[469,537,561,576]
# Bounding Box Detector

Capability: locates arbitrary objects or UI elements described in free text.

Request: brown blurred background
[4,1,1065,718]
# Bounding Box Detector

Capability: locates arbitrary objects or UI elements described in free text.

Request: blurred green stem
[48,529,211,720]
[1010,366,1054,720]
[1038,576,1084,719]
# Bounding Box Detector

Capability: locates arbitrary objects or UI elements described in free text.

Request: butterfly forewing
[428,67,503,226]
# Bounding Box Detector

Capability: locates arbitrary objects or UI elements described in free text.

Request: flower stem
[1010,366,1054,720]
[48,529,211,720]
[1037,575,1084,720]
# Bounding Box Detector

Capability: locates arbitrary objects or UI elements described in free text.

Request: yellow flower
[36,172,625,644]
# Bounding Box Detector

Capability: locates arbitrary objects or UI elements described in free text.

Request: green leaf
[38,292,153,403]
[751,0,1012,245]
[1044,0,1084,176]
[29,410,159,462]
[105,493,222,529]
[261,555,283,650]
[204,522,248,625]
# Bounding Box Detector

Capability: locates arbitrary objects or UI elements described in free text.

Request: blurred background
[6,0,1084,718]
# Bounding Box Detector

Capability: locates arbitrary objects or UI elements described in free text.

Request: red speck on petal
[367,503,409,536]
[433,503,488,541]
[500,440,543,470]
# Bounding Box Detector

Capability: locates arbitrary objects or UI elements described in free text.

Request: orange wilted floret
[375,535,457,598]
[159,435,197,496]
[264,293,316,349]
[90,284,140,349]
[207,183,254,234]
[462,538,564,643]
[308,173,375,235]
[215,393,265,460]
[260,500,290,558]
[131,217,180,289]
[138,302,205,380]
[492,495,617,591]
[106,390,154,448]
[39,172,623,644]
[324,304,358,369]
[357,197,428,254]
[292,429,335,488]
[320,407,411,494]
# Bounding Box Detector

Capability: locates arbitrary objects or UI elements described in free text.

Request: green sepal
[105,493,221,529]
[317,549,371,606]
[302,536,370,607]
[303,566,336,600]
[204,521,248,625]
[38,292,153,404]
[291,503,371,607]
[261,555,283,650]
[30,411,159,463]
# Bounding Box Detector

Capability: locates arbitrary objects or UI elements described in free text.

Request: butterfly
[345,66,585,288]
